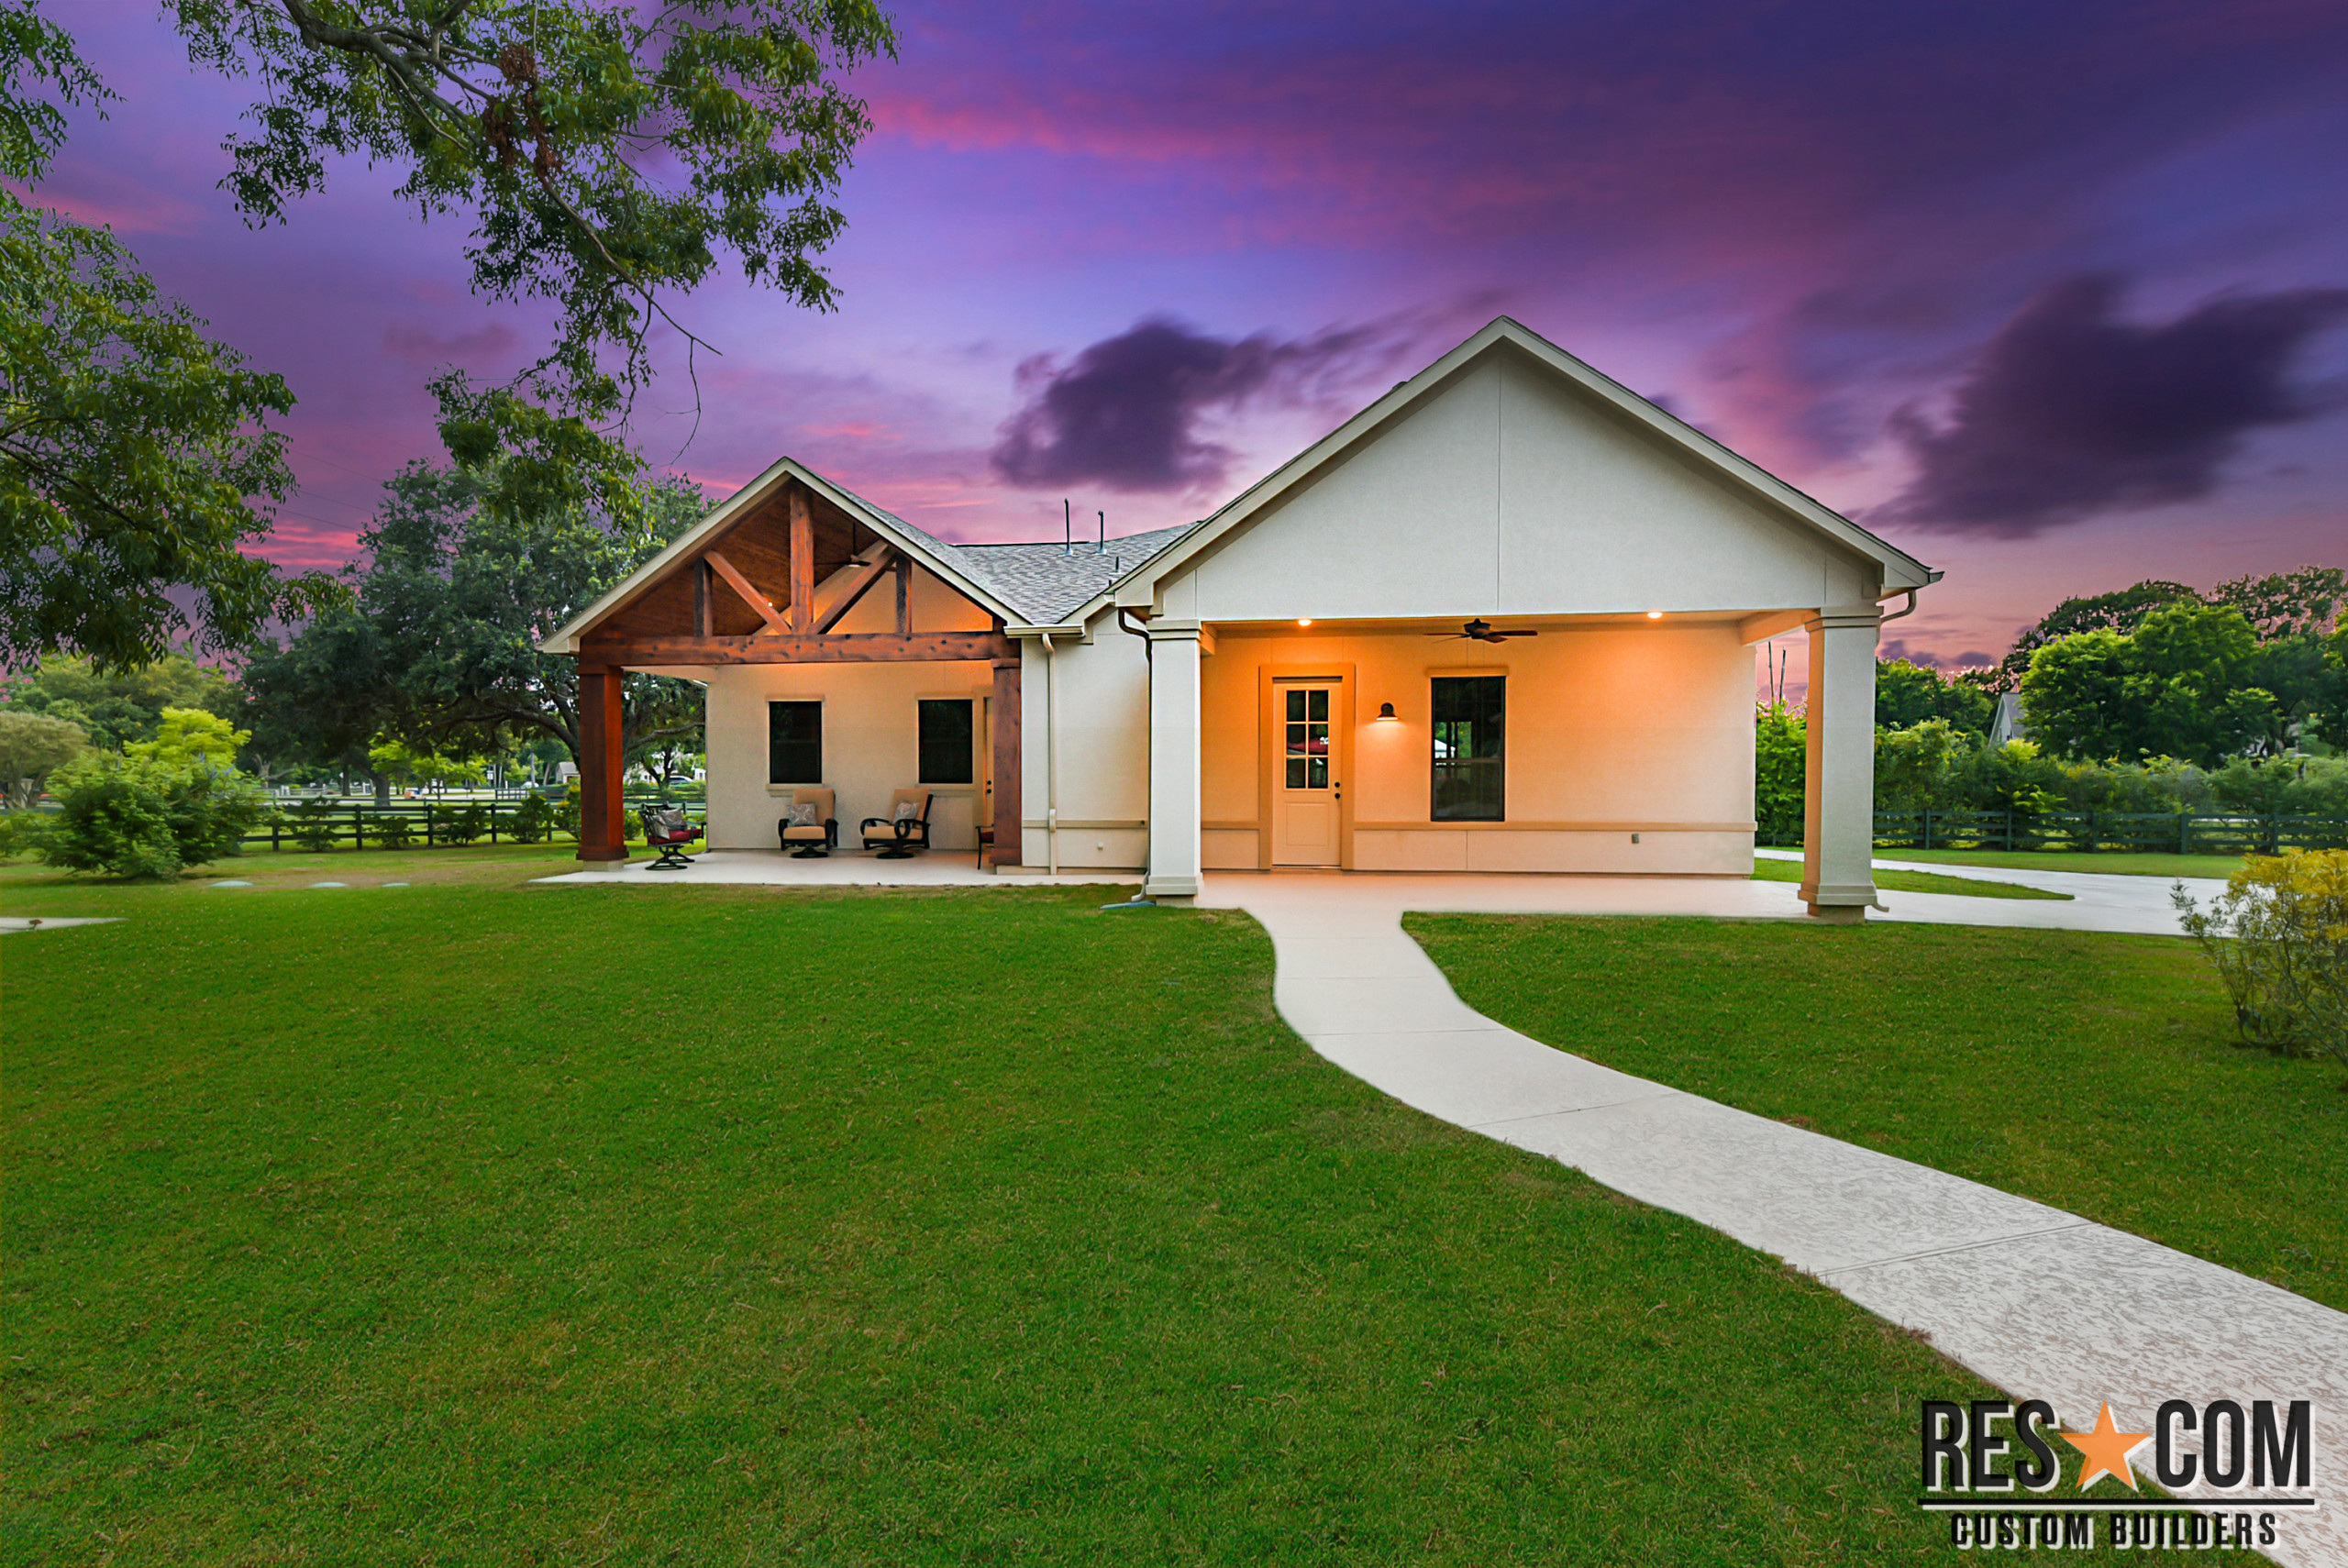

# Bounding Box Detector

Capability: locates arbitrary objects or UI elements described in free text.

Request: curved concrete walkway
[1201,871,2348,1566]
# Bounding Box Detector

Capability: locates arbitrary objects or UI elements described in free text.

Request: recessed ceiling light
[1297,618,1312,626]
[1645,610,1663,619]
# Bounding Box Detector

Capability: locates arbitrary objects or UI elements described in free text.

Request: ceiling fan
[1426,617,1538,643]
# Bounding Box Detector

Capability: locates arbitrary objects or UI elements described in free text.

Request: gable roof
[542,458,1191,652]
[1080,315,1934,619]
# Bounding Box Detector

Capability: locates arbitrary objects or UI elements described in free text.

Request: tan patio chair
[776,786,836,857]
[860,788,933,857]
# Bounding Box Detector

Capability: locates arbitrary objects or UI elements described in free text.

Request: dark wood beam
[787,486,815,634]
[579,631,1016,666]
[894,555,911,635]
[693,560,712,638]
[810,547,896,635]
[990,656,1022,868]
[576,664,627,863]
[703,550,783,631]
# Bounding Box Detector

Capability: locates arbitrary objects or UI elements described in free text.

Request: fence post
[353,804,364,851]
[2178,813,2191,856]
[489,801,499,844]
[271,817,282,852]
[426,807,435,846]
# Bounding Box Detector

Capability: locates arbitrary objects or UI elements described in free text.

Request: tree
[261,460,705,772]
[0,3,337,668]
[0,707,83,805]
[2021,603,2283,767]
[1995,580,2198,691]
[130,707,250,771]
[0,650,235,750]
[2209,566,2345,642]
[170,0,899,515]
[2020,630,2135,762]
[1876,658,1994,734]
[2123,602,2261,767]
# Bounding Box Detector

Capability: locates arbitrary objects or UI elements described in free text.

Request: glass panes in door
[1284,686,1329,790]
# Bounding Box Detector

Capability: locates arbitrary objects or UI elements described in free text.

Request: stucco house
[544,317,1938,920]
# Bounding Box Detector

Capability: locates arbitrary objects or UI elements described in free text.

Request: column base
[575,847,629,867]
[1143,875,1201,900]
[1804,901,1867,924]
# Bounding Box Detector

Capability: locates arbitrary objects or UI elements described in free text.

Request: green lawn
[1408,916,2345,1310]
[1749,858,2069,900]
[3,865,2221,1562]
[1863,847,2247,879]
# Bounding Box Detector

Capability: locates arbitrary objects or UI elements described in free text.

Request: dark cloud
[1877,274,2348,536]
[991,315,1409,493]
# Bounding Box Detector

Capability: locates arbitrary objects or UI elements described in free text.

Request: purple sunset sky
[28,0,2348,671]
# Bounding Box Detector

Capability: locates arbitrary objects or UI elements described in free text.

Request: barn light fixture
[1375,702,1399,721]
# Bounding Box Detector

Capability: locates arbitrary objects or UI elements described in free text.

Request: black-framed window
[918,699,974,784]
[768,700,823,784]
[1431,676,1504,821]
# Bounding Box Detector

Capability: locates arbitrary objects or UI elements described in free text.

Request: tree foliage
[2018,598,2347,766]
[0,1,338,669]
[37,746,270,878]
[0,706,83,806]
[1875,657,1994,734]
[249,460,706,771]
[1993,579,2199,692]
[171,0,899,506]
[0,649,236,750]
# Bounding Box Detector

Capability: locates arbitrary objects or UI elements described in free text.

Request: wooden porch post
[576,662,627,864]
[990,654,1022,868]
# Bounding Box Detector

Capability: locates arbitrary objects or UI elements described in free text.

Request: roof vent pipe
[1063,498,1071,556]
[1097,510,1106,554]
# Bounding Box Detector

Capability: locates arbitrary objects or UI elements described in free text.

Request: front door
[1272,681,1340,867]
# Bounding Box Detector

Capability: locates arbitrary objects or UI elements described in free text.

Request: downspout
[1879,588,1920,624]
[1040,630,1060,876]
[1117,608,1153,885]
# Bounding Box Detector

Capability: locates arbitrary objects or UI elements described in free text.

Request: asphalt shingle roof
[834,480,1194,624]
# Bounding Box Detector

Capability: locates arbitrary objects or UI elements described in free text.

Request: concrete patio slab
[532,848,1138,889]
[1205,869,2348,1565]
[0,916,123,934]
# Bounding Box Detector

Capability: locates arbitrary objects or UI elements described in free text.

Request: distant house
[544,318,1939,920]
[1988,692,2028,747]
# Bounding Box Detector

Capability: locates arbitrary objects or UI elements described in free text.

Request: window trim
[766,698,825,786]
[1429,674,1505,823]
[916,696,976,786]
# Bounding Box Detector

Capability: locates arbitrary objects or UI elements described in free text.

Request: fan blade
[1492,629,1538,638]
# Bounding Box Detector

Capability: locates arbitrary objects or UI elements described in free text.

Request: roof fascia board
[542,458,1025,655]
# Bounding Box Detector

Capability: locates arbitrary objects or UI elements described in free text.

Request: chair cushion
[783,824,826,841]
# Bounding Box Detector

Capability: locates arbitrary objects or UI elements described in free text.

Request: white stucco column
[1144,620,1206,902]
[1800,605,1881,922]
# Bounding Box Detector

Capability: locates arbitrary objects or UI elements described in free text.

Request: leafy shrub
[39,753,270,878]
[1755,703,1804,838]
[288,798,341,852]
[554,791,580,839]
[439,803,488,845]
[2175,850,2348,1072]
[369,811,416,850]
[509,792,554,844]
[0,809,55,860]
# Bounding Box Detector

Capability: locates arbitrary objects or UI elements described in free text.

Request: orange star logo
[2062,1402,2151,1491]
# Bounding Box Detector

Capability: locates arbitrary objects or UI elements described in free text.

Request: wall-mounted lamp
[1374,701,1399,722]
[1297,618,1313,627]
[1645,610,1664,620]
